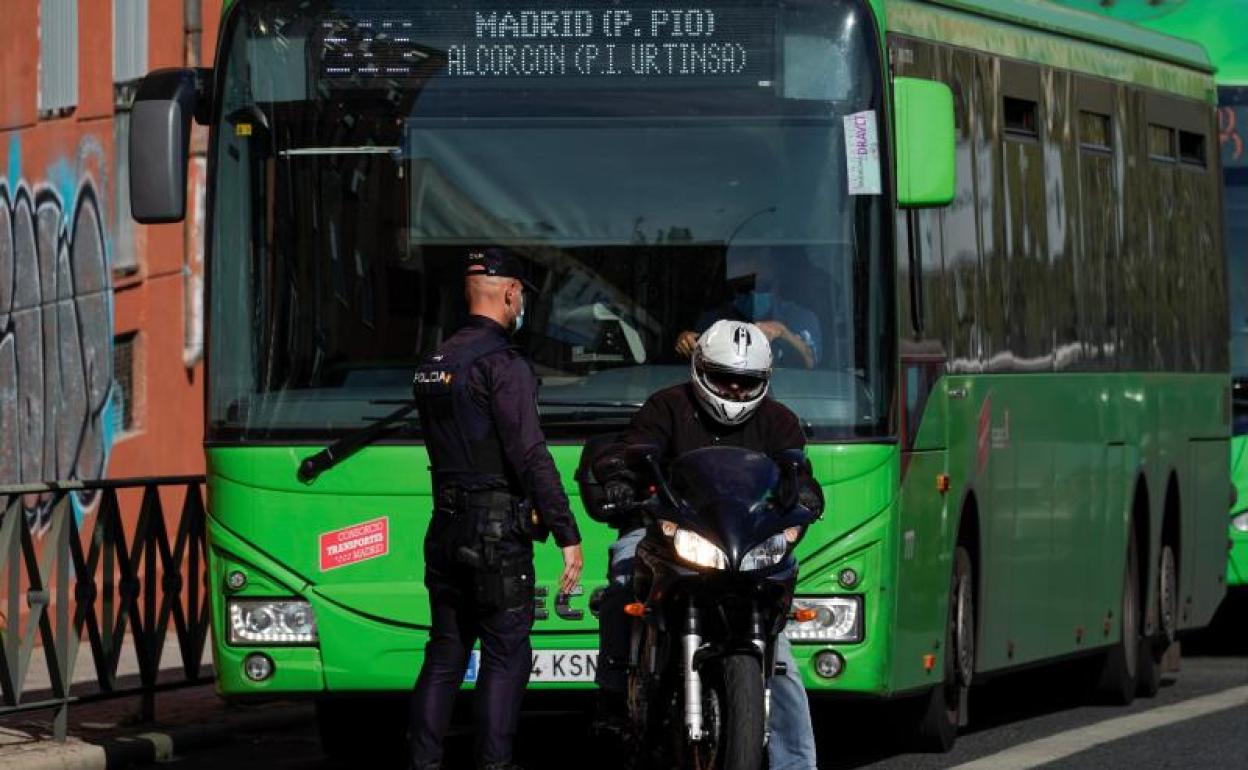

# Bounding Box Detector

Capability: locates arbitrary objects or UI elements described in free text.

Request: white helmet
[690,320,773,426]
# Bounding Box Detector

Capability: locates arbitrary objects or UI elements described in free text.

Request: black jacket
[594,384,820,513]
[604,383,806,461]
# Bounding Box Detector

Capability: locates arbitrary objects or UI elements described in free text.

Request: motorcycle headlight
[1233,512,1248,533]
[741,533,789,571]
[229,599,319,645]
[786,596,863,643]
[673,529,728,570]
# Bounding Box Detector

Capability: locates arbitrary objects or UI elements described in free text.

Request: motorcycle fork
[683,600,704,742]
[750,604,772,746]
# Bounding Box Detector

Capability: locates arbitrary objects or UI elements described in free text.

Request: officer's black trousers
[409,557,533,766]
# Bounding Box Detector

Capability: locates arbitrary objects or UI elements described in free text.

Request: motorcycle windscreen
[668,446,779,510]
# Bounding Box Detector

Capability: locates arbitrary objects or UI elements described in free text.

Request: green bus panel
[1231,436,1248,586]
[888,371,1227,692]
[206,370,1226,697]
[205,443,904,695]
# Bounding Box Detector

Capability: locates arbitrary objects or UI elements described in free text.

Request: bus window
[1079,110,1112,152]
[1149,124,1177,161]
[1179,130,1207,167]
[1222,88,1248,432]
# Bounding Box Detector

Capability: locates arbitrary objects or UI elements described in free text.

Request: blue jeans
[597,528,817,770]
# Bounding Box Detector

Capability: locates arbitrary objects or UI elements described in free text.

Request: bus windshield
[1224,87,1248,433]
[207,0,891,442]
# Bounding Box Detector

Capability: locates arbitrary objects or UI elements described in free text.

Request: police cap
[465,248,538,294]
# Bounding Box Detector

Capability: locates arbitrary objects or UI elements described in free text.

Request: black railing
[0,477,210,740]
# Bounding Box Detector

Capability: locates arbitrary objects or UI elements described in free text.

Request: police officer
[409,248,583,770]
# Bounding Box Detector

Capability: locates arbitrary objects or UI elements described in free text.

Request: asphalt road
[164,604,1248,770]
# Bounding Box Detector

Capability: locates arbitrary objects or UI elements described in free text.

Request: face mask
[733,291,773,319]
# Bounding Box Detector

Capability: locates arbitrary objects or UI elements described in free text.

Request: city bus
[1050,0,1248,595]
[127,0,1230,756]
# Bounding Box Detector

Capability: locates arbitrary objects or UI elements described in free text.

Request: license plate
[530,649,598,682]
[462,649,598,683]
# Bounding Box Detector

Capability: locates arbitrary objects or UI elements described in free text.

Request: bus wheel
[915,545,973,752]
[1097,528,1140,705]
[1138,542,1178,697]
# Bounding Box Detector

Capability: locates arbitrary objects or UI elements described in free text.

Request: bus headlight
[741,533,789,571]
[229,600,319,645]
[1233,512,1248,533]
[786,596,863,643]
[673,529,728,570]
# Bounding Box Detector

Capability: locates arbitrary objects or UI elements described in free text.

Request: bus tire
[1137,542,1178,697]
[1096,527,1140,705]
[915,544,973,753]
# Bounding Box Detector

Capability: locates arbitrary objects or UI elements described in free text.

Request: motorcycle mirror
[623,444,681,510]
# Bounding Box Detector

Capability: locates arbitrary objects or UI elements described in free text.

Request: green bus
[128,0,1230,755]
[1049,0,1248,592]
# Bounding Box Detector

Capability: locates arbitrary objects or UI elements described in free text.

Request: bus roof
[909,0,1214,74]
[1044,0,1248,85]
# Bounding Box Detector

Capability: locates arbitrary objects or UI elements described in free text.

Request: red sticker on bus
[319,517,389,571]
[976,395,992,475]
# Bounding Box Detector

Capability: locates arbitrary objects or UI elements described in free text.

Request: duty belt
[435,487,518,512]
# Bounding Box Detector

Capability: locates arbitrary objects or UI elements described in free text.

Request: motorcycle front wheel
[677,653,765,770]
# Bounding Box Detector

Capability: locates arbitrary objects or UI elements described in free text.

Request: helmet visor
[697,363,768,403]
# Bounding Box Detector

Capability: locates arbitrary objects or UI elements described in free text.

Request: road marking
[950,684,1248,770]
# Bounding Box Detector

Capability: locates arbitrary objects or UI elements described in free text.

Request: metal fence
[0,477,210,740]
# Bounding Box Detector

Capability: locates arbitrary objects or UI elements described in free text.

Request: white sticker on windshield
[843,111,882,196]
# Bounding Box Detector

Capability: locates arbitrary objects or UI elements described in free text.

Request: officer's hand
[603,480,635,508]
[559,544,584,595]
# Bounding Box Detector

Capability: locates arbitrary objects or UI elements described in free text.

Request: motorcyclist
[591,319,822,770]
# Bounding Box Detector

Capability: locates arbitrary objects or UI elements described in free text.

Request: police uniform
[409,251,580,770]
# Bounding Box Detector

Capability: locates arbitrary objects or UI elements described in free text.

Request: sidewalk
[0,685,313,770]
[16,638,212,693]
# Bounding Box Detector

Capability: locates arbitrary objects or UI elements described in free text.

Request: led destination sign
[319,7,775,84]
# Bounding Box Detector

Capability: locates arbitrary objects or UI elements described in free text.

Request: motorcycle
[589,444,819,770]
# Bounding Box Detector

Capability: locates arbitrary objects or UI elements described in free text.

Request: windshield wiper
[298,400,640,480]
[538,400,644,409]
[538,400,642,425]
[297,401,419,482]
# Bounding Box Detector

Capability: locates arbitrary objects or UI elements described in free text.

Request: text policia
[449,8,751,78]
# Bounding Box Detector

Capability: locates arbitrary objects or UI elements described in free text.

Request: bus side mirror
[130,68,211,224]
[893,77,955,208]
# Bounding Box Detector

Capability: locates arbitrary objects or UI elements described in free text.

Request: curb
[1,707,310,770]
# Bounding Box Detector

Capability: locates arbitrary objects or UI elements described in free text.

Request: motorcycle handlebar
[598,499,653,515]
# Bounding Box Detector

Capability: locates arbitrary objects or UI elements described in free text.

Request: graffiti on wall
[1223,106,1246,167]
[0,135,115,533]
